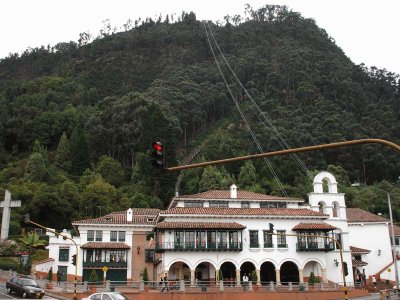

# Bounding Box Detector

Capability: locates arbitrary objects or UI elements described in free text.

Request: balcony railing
[263,242,274,248]
[249,242,260,248]
[82,261,128,268]
[156,241,242,252]
[277,243,288,248]
[296,241,335,252]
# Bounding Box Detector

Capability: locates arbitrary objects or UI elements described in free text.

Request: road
[0,282,59,299]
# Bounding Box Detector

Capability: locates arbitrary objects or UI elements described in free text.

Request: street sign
[388,268,392,272]
[102,266,108,273]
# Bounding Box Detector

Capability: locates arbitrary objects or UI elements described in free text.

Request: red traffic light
[151,141,165,169]
[152,142,163,152]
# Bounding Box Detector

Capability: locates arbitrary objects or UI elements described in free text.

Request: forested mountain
[0,5,399,234]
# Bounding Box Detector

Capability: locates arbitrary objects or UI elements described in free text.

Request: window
[207,231,216,248]
[185,231,195,248]
[110,231,125,242]
[175,231,184,248]
[263,230,273,248]
[249,231,259,248]
[241,201,250,208]
[117,250,125,262]
[87,230,94,241]
[395,237,400,246]
[86,250,94,262]
[185,201,203,207]
[95,250,102,262]
[209,201,228,208]
[109,250,117,262]
[260,202,286,208]
[95,230,103,241]
[333,202,339,217]
[277,230,287,248]
[229,231,239,249]
[59,248,69,262]
[217,231,227,248]
[118,231,126,242]
[110,231,118,242]
[145,249,155,262]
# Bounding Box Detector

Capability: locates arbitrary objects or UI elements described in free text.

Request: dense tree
[54,132,71,172]
[69,128,90,176]
[24,153,48,182]
[95,155,125,187]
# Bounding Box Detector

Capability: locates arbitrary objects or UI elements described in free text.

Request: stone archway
[220,261,236,286]
[260,261,276,283]
[168,261,190,281]
[303,260,324,283]
[194,262,216,286]
[240,261,256,282]
[280,261,299,284]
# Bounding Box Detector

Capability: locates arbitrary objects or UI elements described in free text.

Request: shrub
[89,269,99,284]
[0,257,19,271]
[47,267,53,281]
[142,267,149,282]
[250,270,258,283]
[308,272,320,284]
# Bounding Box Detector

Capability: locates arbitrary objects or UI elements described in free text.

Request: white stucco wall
[348,223,392,276]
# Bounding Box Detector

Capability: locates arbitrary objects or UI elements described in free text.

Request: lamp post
[351,184,399,289]
[24,214,79,300]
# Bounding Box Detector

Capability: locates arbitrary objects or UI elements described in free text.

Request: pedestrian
[56,269,62,285]
[161,273,169,292]
[242,273,249,291]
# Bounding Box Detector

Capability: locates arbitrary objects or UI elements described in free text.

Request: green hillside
[0,5,399,233]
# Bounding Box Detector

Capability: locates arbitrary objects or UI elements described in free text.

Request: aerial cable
[205,22,312,178]
[204,22,289,197]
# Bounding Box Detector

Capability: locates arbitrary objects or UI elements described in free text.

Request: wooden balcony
[82,261,127,268]
[296,242,335,252]
[156,241,242,252]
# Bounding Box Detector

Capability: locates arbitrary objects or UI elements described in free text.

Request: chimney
[127,208,133,222]
[230,184,237,199]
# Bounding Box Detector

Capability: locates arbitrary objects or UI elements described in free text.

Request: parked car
[82,292,129,300]
[6,276,45,299]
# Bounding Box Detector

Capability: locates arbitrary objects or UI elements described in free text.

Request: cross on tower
[1,190,21,241]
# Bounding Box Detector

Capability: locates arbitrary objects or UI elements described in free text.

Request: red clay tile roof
[155,221,246,229]
[292,222,336,231]
[352,259,368,266]
[81,242,130,249]
[161,207,327,217]
[175,190,303,202]
[73,208,160,225]
[350,246,371,254]
[346,208,388,223]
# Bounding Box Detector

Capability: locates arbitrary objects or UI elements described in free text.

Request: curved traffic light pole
[165,139,400,172]
[24,215,79,300]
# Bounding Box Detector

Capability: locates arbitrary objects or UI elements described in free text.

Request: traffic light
[151,141,165,169]
[24,213,30,224]
[71,254,77,266]
[269,223,274,232]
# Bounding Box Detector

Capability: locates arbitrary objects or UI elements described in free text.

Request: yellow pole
[165,138,400,172]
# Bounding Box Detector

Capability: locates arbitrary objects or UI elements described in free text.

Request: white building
[154,171,393,286]
[39,171,396,286]
[36,208,159,283]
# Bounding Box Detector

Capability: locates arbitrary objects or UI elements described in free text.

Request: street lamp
[351,183,399,289]
[24,214,79,300]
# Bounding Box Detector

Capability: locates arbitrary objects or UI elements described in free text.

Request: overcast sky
[1,0,399,75]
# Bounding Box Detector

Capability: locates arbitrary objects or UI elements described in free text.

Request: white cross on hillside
[0,190,21,241]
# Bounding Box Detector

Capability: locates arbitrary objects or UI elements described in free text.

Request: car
[6,276,45,299]
[82,292,129,300]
